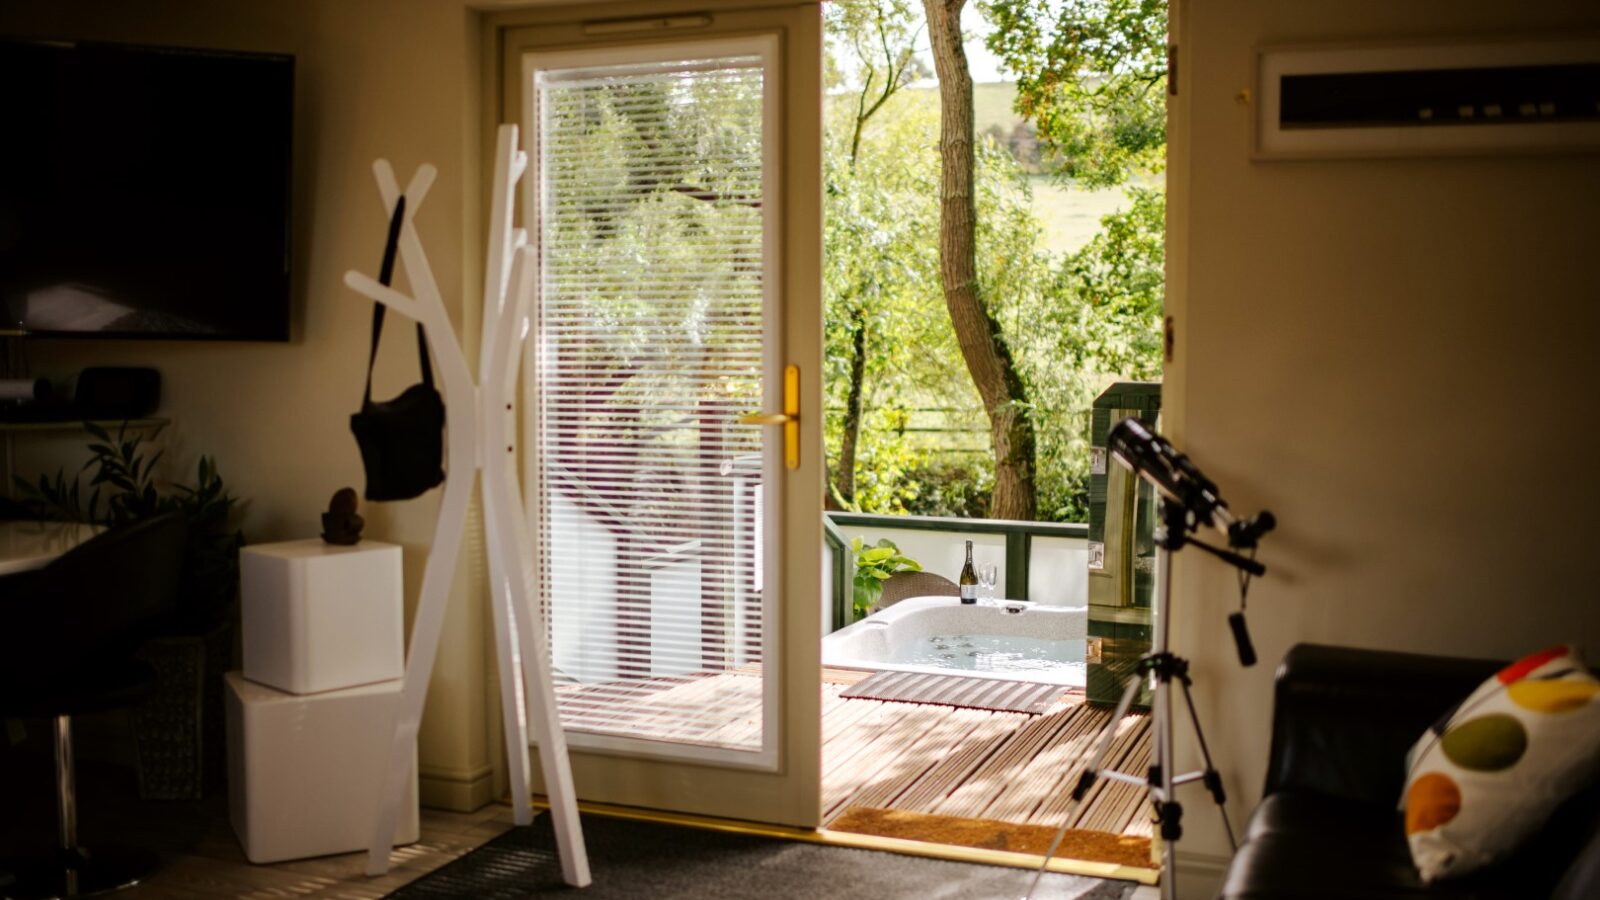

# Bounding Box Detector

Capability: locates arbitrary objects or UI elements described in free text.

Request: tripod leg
[1075,665,1146,800]
[1154,666,1179,900]
[1019,668,1146,900]
[1177,675,1237,851]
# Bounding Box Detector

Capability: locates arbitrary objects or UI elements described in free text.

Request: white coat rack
[343,124,591,887]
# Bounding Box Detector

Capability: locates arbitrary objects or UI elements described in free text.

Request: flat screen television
[0,38,293,340]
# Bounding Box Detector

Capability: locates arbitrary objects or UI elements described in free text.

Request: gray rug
[842,670,1067,714]
[384,812,1137,899]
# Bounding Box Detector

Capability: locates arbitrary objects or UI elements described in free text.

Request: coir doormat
[383,811,1137,899]
[828,806,1156,872]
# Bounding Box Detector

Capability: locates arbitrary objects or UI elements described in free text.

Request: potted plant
[16,421,245,798]
[850,536,921,622]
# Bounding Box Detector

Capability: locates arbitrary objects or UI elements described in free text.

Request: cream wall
[1165,0,1600,894]
[0,0,497,810]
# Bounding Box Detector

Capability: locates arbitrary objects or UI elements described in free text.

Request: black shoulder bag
[350,196,447,501]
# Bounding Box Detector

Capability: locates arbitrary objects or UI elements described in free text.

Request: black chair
[0,513,188,899]
[1219,644,1600,899]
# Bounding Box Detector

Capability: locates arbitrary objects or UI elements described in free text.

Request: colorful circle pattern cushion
[1402,644,1600,881]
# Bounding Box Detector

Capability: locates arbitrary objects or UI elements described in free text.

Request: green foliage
[825,0,930,165]
[850,536,922,621]
[982,0,1168,187]
[169,453,246,624]
[822,97,1063,518]
[1054,186,1166,381]
[18,467,102,526]
[898,459,993,519]
[982,0,1167,520]
[823,90,966,514]
[820,0,1166,523]
[1023,186,1165,522]
[14,422,245,629]
[82,420,166,523]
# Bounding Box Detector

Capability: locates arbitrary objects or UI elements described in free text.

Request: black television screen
[0,38,293,340]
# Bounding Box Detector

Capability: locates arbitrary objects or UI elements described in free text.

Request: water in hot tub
[888,633,1085,677]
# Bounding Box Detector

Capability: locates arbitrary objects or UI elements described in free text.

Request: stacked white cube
[228,539,418,863]
[241,539,405,693]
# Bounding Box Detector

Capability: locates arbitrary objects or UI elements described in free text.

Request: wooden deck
[821,674,1152,836]
[559,669,1152,837]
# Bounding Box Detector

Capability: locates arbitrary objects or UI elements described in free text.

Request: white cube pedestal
[226,672,419,864]
[242,539,403,695]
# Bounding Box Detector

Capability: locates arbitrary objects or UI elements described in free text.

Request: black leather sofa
[1218,644,1600,900]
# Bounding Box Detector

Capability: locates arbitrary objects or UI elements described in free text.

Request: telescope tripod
[1023,501,1242,900]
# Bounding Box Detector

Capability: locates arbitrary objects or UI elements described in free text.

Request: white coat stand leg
[345,124,590,886]
[479,123,535,830]
[483,495,534,828]
[487,246,590,887]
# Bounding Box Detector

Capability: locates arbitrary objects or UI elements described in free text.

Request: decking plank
[933,706,1091,819]
[559,670,1150,836]
[832,706,994,814]
[978,703,1111,822]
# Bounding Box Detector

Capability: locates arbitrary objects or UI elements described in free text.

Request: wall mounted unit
[1254,36,1600,159]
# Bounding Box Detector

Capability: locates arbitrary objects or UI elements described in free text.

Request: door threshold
[525,796,1161,886]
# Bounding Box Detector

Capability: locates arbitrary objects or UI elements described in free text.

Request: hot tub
[822,596,1087,687]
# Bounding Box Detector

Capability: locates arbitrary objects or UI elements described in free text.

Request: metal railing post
[822,515,853,630]
[1005,531,1030,601]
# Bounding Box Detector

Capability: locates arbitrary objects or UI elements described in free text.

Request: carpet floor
[384,812,1138,900]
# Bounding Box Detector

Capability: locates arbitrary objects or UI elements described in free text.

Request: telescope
[1107,416,1274,666]
[1026,418,1278,900]
[1107,417,1276,555]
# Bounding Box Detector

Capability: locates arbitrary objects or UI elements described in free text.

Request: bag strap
[363,195,435,406]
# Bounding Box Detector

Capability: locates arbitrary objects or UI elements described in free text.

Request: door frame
[521,31,785,773]
[485,0,824,828]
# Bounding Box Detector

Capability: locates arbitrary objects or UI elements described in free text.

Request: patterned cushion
[1403,645,1600,881]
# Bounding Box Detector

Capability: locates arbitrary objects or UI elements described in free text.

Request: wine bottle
[959,540,978,604]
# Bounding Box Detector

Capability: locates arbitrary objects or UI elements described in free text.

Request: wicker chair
[876,570,959,612]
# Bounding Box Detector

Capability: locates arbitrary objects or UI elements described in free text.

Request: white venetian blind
[531,54,769,752]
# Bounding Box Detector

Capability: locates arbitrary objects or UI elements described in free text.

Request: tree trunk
[923,0,1038,521]
[836,306,868,506]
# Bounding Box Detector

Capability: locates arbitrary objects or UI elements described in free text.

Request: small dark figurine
[321,487,365,545]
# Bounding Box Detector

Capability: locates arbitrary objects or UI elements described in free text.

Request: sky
[959,3,1007,84]
[832,3,1011,88]
[907,5,1009,85]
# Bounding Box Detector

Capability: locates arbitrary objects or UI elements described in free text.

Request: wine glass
[979,563,998,602]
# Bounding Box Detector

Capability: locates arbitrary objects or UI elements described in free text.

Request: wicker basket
[132,621,231,800]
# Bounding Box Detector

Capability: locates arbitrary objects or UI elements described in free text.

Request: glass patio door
[509,5,822,827]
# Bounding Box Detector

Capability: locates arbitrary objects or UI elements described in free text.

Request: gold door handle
[737,364,800,469]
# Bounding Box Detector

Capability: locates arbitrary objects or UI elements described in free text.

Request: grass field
[974,81,1024,136]
[896,81,1138,257]
[903,81,1026,145]
[838,81,1153,257]
[1031,177,1131,257]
